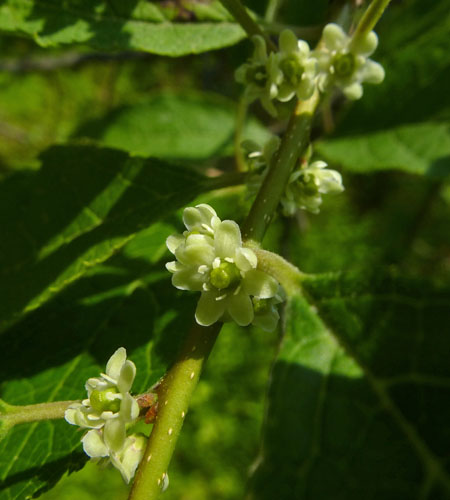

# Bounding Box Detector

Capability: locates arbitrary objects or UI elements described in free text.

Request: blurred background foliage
[0,0,449,498]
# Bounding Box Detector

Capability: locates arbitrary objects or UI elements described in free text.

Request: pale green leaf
[316,122,450,177]
[0,0,245,56]
[76,92,271,160]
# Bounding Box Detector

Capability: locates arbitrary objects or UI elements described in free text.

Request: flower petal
[214,220,242,259]
[242,269,279,298]
[82,429,109,458]
[227,291,254,326]
[117,359,136,393]
[172,268,205,291]
[356,30,378,56]
[183,204,218,232]
[104,418,126,454]
[166,234,184,254]
[279,29,298,54]
[361,59,385,84]
[119,393,140,422]
[343,81,363,100]
[195,292,226,326]
[105,347,126,381]
[111,434,147,484]
[323,23,347,51]
[235,247,257,272]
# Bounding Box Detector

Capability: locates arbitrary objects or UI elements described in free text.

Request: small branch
[128,323,221,500]
[264,0,284,23]
[242,90,320,242]
[1,400,79,426]
[349,0,393,49]
[245,244,305,295]
[219,0,277,51]
[234,96,248,172]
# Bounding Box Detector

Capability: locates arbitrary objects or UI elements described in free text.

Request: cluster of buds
[235,23,384,115]
[166,204,282,330]
[65,348,146,483]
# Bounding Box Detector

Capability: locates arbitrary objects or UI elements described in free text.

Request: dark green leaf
[0,240,195,499]
[0,144,220,331]
[251,270,450,499]
[0,0,245,56]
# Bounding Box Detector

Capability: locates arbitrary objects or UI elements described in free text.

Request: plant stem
[0,400,78,426]
[128,323,220,500]
[264,0,284,23]
[242,90,320,243]
[245,244,304,295]
[219,0,277,51]
[350,0,393,49]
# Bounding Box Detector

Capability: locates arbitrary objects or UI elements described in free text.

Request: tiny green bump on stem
[219,0,277,52]
[0,400,79,427]
[349,0,393,50]
[242,90,320,242]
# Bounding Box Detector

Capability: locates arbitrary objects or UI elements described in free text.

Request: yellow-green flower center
[246,64,268,87]
[332,53,356,78]
[210,261,241,290]
[90,387,121,413]
[280,56,304,86]
[252,297,270,314]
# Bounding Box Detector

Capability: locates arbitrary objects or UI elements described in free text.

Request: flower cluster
[314,23,385,100]
[281,159,344,215]
[235,30,317,116]
[235,24,384,114]
[166,204,281,330]
[65,348,146,483]
[243,139,344,215]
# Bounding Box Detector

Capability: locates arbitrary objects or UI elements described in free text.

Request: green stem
[128,323,220,500]
[242,90,320,242]
[350,0,393,49]
[234,96,248,172]
[0,400,78,426]
[245,244,304,295]
[219,0,277,51]
[264,0,283,23]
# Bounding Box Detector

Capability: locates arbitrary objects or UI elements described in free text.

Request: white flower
[166,205,281,328]
[271,30,317,102]
[83,428,147,484]
[65,348,144,483]
[65,347,139,430]
[235,35,279,116]
[281,160,344,215]
[314,23,385,100]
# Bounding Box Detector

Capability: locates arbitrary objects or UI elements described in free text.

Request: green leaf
[0,241,196,499]
[251,270,450,499]
[75,92,271,160]
[0,0,245,56]
[316,122,450,177]
[0,144,222,332]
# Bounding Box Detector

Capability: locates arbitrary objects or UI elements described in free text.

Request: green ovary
[280,57,304,85]
[90,388,121,413]
[252,297,270,314]
[332,53,355,78]
[210,261,241,290]
[246,64,268,87]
